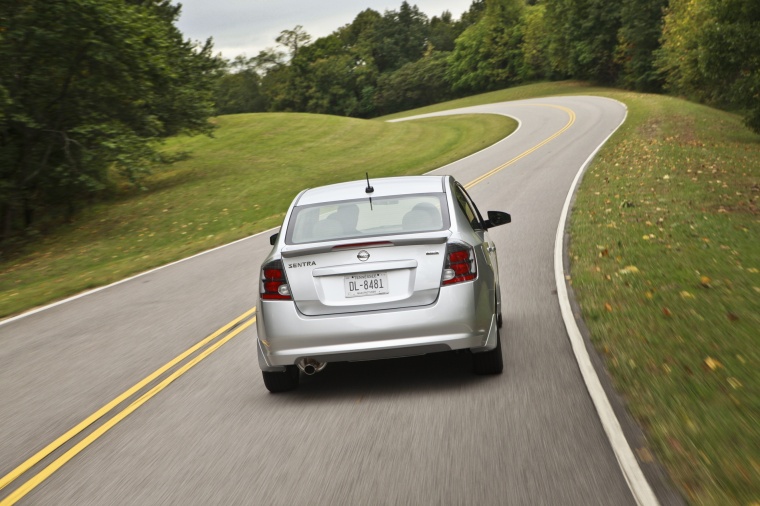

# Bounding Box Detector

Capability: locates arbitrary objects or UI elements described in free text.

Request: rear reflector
[261,260,292,300]
[442,242,477,285]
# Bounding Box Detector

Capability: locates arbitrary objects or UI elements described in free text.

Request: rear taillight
[260,260,292,300]
[442,242,477,285]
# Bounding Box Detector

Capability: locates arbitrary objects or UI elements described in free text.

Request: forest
[1,0,758,241]
[216,0,760,129]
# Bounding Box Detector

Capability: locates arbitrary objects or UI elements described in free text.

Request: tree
[374,51,454,115]
[543,0,622,83]
[447,0,525,92]
[615,0,668,91]
[265,26,317,112]
[292,35,360,116]
[429,11,460,52]
[0,0,222,239]
[215,56,268,115]
[276,25,312,60]
[370,2,430,73]
[250,48,287,75]
[520,3,551,81]
[458,0,487,29]
[657,0,760,133]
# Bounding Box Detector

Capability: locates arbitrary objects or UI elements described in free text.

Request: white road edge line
[0,229,276,327]
[554,99,659,506]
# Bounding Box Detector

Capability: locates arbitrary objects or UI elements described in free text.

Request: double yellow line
[0,307,258,505]
[465,104,576,189]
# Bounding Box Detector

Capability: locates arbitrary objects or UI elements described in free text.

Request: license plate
[344,272,389,298]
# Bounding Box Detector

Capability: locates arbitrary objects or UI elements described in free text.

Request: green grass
[0,112,516,317]
[2,82,758,504]
[568,94,760,505]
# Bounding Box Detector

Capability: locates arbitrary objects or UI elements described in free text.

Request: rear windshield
[286,193,449,244]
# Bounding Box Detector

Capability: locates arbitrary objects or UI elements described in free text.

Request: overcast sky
[173,0,475,60]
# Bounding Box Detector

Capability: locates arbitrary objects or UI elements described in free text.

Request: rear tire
[262,366,299,393]
[472,330,503,375]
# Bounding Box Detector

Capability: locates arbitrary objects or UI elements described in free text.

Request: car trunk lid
[281,231,449,316]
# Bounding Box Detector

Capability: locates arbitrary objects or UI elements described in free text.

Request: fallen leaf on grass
[668,438,684,453]
[727,377,743,389]
[604,303,613,312]
[619,265,640,274]
[727,312,740,322]
[700,276,712,288]
[704,357,722,371]
[663,307,672,317]
[680,291,695,299]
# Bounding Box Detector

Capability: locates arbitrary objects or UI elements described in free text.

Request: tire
[472,330,503,375]
[262,366,299,393]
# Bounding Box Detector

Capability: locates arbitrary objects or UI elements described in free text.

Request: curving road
[0,97,663,505]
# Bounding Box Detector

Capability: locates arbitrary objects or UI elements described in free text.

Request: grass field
[2,82,758,504]
[568,94,759,505]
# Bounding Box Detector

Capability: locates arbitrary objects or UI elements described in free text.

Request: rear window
[285,194,449,244]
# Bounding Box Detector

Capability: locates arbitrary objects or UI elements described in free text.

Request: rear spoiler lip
[280,231,451,258]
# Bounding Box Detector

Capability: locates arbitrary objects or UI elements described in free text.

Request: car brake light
[261,260,292,300]
[331,241,393,251]
[442,242,477,285]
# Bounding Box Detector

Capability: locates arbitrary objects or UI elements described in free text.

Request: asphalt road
[1,96,644,505]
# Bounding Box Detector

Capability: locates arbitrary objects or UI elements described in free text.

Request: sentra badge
[288,261,316,268]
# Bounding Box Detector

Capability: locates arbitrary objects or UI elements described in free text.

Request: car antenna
[365,172,374,210]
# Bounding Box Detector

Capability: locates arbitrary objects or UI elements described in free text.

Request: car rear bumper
[256,282,497,371]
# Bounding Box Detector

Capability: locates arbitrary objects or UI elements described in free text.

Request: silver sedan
[256,175,511,392]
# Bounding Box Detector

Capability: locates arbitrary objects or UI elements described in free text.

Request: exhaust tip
[297,358,326,376]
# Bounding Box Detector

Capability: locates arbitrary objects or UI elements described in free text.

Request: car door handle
[487,246,496,252]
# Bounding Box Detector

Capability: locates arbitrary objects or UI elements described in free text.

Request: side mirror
[485,210,511,229]
[269,233,279,246]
